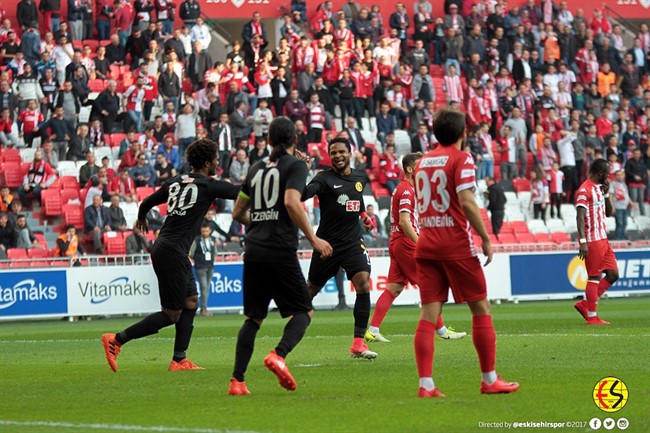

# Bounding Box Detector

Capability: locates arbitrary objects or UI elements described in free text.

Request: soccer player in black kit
[303,137,378,359]
[101,139,240,372]
[228,117,332,395]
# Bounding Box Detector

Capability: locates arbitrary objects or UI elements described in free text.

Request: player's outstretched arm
[286,189,332,258]
[458,189,493,266]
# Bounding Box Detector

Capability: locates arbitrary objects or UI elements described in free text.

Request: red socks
[414,319,436,378]
[370,290,396,328]
[436,315,444,331]
[472,315,496,373]
[598,279,611,298]
[585,281,599,312]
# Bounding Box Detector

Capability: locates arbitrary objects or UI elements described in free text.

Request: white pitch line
[1,333,649,344]
[0,420,263,433]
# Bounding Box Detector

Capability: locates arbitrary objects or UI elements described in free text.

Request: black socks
[116,311,174,345]
[232,319,260,382]
[353,293,370,338]
[275,312,311,359]
[173,308,197,362]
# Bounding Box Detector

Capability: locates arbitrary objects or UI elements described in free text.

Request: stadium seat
[2,162,25,188]
[83,39,100,50]
[94,146,113,162]
[19,148,36,163]
[60,175,80,190]
[60,189,80,204]
[497,233,518,244]
[41,189,62,217]
[551,232,572,244]
[28,248,50,259]
[515,233,535,243]
[63,204,84,230]
[104,235,127,255]
[108,133,126,148]
[88,79,105,92]
[1,147,21,163]
[57,161,80,179]
[136,186,154,202]
[7,248,28,260]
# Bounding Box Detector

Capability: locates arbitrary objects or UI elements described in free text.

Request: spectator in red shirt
[115,0,134,47]
[18,99,44,148]
[118,141,142,172]
[18,149,58,208]
[595,108,613,139]
[0,107,19,147]
[110,168,137,202]
[379,142,401,193]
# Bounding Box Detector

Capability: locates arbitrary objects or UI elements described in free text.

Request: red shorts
[387,239,417,285]
[416,257,487,304]
[585,239,618,277]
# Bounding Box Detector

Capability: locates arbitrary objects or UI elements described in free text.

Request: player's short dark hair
[402,152,422,171]
[200,221,212,230]
[328,136,351,152]
[268,116,296,162]
[186,139,219,170]
[433,109,466,146]
[64,224,75,231]
[590,158,610,175]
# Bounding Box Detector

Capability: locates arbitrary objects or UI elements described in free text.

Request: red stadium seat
[136,187,154,202]
[157,203,167,216]
[3,162,25,188]
[60,175,80,190]
[7,248,28,260]
[108,133,126,148]
[28,248,50,259]
[551,232,572,244]
[104,236,126,255]
[497,233,518,244]
[83,39,100,50]
[63,204,84,230]
[33,232,49,248]
[534,233,553,243]
[60,188,80,204]
[88,79,105,92]
[515,233,536,244]
[1,148,21,163]
[41,189,62,217]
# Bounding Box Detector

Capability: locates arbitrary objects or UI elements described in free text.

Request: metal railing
[3,242,649,269]
[603,5,641,35]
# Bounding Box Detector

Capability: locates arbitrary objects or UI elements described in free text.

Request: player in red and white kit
[365,153,466,343]
[574,159,619,325]
[413,109,519,398]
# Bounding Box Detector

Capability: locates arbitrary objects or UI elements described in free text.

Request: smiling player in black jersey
[101,139,240,373]
[228,116,332,395]
[303,137,378,359]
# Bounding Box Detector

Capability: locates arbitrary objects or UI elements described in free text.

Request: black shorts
[243,258,312,320]
[151,242,198,310]
[308,240,371,288]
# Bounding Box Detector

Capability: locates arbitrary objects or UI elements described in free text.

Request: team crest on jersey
[355,182,363,192]
[337,194,349,206]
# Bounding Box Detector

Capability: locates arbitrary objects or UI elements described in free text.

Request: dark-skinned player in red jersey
[101,139,240,372]
[413,109,519,397]
[228,117,332,395]
[302,136,378,359]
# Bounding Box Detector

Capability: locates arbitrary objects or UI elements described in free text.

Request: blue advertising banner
[0,270,68,317]
[204,263,245,308]
[510,250,650,296]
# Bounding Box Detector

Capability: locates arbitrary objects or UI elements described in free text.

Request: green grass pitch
[1,298,649,433]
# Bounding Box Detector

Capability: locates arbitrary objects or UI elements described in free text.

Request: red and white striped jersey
[308,103,324,129]
[443,75,463,102]
[548,169,564,194]
[575,179,608,242]
[390,180,419,247]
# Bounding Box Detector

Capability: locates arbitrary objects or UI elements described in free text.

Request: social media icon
[603,418,615,431]
[617,418,629,430]
[590,418,602,430]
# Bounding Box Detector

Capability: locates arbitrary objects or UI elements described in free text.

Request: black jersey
[137,173,240,254]
[303,168,369,248]
[241,154,309,262]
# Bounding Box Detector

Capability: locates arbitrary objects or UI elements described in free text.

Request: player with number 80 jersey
[414,151,478,261]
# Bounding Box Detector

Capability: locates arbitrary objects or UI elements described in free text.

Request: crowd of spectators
[0,0,649,259]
